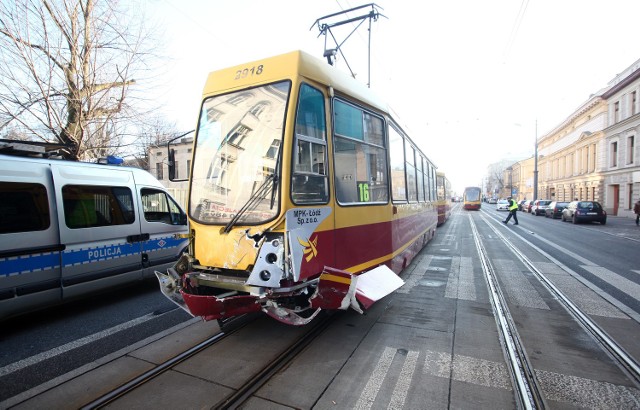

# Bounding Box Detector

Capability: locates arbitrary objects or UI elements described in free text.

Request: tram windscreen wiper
[223,173,278,233]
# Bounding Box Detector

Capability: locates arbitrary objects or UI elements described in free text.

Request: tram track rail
[468,214,545,410]
[79,311,336,410]
[480,213,640,386]
[79,314,255,410]
[214,312,335,409]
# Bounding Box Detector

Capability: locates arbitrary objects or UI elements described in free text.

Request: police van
[0,147,189,320]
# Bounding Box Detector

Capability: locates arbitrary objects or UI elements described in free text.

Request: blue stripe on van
[143,235,188,253]
[62,242,141,266]
[1,236,186,276]
[0,252,61,276]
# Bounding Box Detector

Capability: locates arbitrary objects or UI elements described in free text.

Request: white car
[496,199,510,211]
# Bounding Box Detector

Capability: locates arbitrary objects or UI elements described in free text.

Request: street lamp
[533,120,538,200]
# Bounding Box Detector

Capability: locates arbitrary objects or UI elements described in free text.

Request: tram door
[331,99,390,271]
[289,83,335,280]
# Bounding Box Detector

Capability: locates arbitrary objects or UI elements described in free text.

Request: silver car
[496,199,510,211]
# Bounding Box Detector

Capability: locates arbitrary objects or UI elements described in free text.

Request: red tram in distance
[157,51,439,326]
[463,186,482,210]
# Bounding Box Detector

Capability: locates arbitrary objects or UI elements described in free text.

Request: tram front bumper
[155,269,262,321]
[155,269,194,315]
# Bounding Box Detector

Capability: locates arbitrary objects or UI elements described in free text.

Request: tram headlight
[260,270,271,281]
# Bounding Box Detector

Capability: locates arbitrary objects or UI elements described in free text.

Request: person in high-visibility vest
[503,197,519,225]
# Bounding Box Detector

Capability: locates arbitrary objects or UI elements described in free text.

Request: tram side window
[292,84,328,204]
[333,100,388,204]
[141,188,186,225]
[417,157,425,202]
[406,144,417,202]
[389,127,407,202]
[0,182,50,234]
[63,185,135,229]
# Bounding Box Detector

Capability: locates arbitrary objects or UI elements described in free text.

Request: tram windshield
[190,81,291,225]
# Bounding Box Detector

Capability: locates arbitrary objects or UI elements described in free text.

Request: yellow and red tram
[157,51,438,325]
[463,186,482,210]
[436,171,451,225]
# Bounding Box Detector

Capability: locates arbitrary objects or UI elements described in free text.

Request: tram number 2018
[357,182,370,202]
[235,65,264,80]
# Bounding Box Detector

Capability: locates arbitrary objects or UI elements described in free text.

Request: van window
[141,188,186,225]
[0,182,50,234]
[62,185,135,229]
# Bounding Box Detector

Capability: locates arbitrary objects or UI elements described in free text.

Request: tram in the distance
[157,50,439,325]
[436,171,451,225]
[463,186,482,210]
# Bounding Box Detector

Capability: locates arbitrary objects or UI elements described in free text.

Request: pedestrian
[503,197,519,225]
[634,199,640,226]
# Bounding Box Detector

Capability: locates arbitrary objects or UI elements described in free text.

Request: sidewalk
[593,215,640,241]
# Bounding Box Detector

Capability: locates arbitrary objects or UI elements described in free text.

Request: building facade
[491,57,640,220]
[601,58,640,217]
[148,137,192,208]
[536,96,608,203]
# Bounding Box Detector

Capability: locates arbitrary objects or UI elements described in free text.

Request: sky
[139,0,640,195]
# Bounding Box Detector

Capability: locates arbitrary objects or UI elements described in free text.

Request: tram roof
[203,50,390,115]
[202,50,435,168]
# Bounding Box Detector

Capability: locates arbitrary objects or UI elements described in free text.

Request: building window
[265,139,280,159]
[611,141,618,167]
[156,162,163,180]
[628,135,635,164]
[632,91,637,116]
[614,101,620,123]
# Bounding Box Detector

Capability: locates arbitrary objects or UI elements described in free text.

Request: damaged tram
[156,51,438,325]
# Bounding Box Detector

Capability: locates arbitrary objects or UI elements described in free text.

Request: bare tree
[0,0,153,160]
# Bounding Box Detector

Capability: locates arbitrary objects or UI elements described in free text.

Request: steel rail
[469,214,543,410]
[482,213,640,385]
[80,314,254,410]
[214,311,336,410]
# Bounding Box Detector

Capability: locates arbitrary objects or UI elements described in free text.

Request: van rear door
[53,164,144,299]
[0,161,62,319]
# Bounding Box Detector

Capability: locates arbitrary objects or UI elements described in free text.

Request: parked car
[488,198,497,204]
[545,201,569,219]
[518,200,527,211]
[522,200,533,213]
[531,199,552,216]
[561,201,607,224]
[496,199,510,211]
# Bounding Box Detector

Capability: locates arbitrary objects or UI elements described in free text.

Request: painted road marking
[537,262,628,318]
[356,346,640,408]
[445,256,477,301]
[581,265,640,301]
[0,313,157,377]
[494,259,550,309]
[354,346,396,410]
